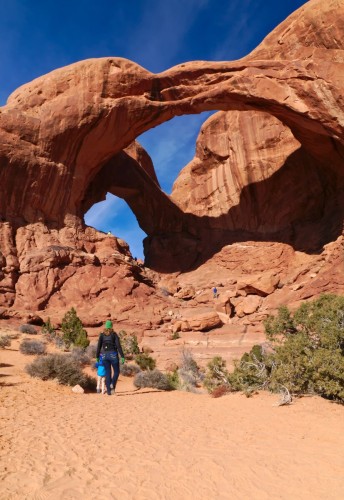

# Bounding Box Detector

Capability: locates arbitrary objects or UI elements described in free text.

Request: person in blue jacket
[96,320,125,396]
[95,355,106,394]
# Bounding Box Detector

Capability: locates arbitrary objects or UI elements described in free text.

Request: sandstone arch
[0,0,343,311]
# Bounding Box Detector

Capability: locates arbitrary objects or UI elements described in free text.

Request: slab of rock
[236,275,280,297]
[72,385,84,394]
[182,311,223,332]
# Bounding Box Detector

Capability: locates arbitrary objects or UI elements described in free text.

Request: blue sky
[0,0,307,259]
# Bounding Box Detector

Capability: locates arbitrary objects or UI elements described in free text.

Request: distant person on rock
[213,286,218,299]
[96,320,125,396]
[95,354,106,394]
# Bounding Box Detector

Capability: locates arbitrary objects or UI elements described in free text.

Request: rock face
[0,0,343,359]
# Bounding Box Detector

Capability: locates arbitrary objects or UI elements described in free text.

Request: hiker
[95,354,106,394]
[213,286,218,299]
[96,320,125,396]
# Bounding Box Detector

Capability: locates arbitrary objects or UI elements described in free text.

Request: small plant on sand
[176,349,202,392]
[134,369,173,391]
[120,363,141,377]
[0,335,11,349]
[228,345,270,397]
[26,353,95,389]
[41,318,56,341]
[19,339,46,355]
[61,308,89,349]
[118,330,140,360]
[170,331,180,340]
[18,324,37,335]
[165,369,180,390]
[135,352,156,371]
[203,356,230,393]
[211,385,231,398]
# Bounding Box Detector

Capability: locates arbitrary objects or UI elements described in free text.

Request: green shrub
[228,345,271,396]
[120,363,141,377]
[134,370,173,391]
[26,353,95,389]
[170,331,180,340]
[229,294,344,402]
[203,356,230,393]
[41,318,56,341]
[19,339,46,355]
[176,349,202,392]
[69,346,91,365]
[166,369,180,390]
[165,350,202,392]
[61,308,89,349]
[0,335,11,349]
[18,324,37,335]
[135,353,156,371]
[180,349,199,374]
[118,330,140,359]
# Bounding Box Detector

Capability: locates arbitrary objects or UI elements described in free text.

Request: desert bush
[170,331,180,340]
[170,349,203,392]
[19,339,46,355]
[165,369,180,390]
[18,324,37,335]
[177,369,200,392]
[228,345,271,396]
[134,369,173,391]
[228,294,344,402]
[26,353,95,389]
[41,318,56,341]
[264,294,344,401]
[118,330,140,359]
[0,335,11,349]
[61,308,89,349]
[211,385,231,398]
[53,335,67,350]
[203,356,230,393]
[180,349,200,374]
[86,344,97,359]
[135,353,156,371]
[69,346,91,365]
[120,363,141,377]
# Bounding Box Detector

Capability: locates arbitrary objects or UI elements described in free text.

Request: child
[95,354,106,394]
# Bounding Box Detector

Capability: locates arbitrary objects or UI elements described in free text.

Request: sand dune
[0,335,343,500]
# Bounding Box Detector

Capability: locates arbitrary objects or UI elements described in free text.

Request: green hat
[105,320,113,329]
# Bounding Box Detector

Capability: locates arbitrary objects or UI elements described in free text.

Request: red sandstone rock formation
[0,0,343,360]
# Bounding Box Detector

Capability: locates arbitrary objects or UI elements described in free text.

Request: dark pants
[103,352,120,395]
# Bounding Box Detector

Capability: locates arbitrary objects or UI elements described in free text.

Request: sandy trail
[0,336,343,500]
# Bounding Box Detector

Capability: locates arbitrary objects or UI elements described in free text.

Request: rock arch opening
[84,194,147,260]
[83,112,216,261]
[79,103,344,273]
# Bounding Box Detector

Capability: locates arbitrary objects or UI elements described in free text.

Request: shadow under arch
[81,123,344,273]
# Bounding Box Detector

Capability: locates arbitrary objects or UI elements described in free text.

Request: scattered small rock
[72,384,84,394]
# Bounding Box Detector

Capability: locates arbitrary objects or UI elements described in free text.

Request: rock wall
[0,0,343,333]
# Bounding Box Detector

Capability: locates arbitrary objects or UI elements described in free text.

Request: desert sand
[0,333,343,500]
